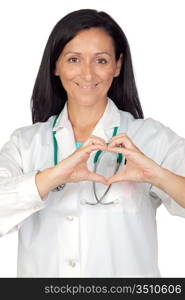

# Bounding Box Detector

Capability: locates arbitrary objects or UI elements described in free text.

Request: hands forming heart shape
[57,134,163,186]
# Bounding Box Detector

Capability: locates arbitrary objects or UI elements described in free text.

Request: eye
[68,57,80,63]
[96,58,108,64]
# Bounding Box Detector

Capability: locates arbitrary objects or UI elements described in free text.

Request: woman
[0,9,185,277]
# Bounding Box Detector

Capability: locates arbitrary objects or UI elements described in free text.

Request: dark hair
[31,9,144,123]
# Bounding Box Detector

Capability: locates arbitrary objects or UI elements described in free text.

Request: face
[54,27,122,106]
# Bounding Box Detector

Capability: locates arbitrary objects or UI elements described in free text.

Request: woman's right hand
[36,136,108,199]
[52,135,108,186]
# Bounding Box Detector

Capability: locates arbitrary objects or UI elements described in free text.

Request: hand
[54,135,108,185]
[106,133,163,186]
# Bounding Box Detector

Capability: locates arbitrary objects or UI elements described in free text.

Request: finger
[108,147,148,167]
[83,144,107,154]
[109,133,128,144]
[76,144,107,161]
[109,133,135,145]
[107,146,131,157]
[109,137,142,153]
[89,135,107,144]
[82,135,107,147]
[70,144,106,165]
[108,135,134,149]
[87,172,108,185]
[109,133,127,141]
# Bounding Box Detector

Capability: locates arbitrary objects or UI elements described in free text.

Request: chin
[74,95,106,106]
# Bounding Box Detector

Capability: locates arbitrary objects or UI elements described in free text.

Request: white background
[0,0,185,277]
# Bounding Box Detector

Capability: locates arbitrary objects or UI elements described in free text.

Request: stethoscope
[52,114,126,205]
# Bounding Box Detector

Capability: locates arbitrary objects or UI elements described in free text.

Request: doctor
[0,9,185,277]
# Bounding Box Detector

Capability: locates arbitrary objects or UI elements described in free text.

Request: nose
[81,61,94,81]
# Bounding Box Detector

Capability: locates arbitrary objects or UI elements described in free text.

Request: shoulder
[9,115,56,147]
[119,110,163,133]
[119,110,182,151]
[119,110,178,137]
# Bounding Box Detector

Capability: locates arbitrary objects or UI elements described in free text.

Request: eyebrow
[63,51,112,57]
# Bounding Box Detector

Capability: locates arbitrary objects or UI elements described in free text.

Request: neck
[67,98,108,130]
[67,98,107,142]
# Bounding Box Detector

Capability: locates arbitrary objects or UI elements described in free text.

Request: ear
[114,53,123,77]
[54,60,59,76]
[54,67,59,76]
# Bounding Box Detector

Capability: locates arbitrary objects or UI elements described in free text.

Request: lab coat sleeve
[0,129,46,237]
[149,124,185,217]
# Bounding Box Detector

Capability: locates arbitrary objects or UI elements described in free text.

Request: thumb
[87,172,108,185]
[107,173,125,185]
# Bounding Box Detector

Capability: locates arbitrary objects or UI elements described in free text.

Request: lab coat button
[66,216,74,221]
[80,199,86,205]
[69,259,76,267]
[113,199,120,205]
[34,204,41,210]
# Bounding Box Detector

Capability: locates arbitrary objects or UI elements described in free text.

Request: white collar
[52,98,120,133]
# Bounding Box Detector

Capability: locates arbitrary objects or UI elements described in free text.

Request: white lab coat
[0,98,185,277]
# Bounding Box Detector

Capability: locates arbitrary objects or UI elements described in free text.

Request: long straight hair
[31,9,144,123]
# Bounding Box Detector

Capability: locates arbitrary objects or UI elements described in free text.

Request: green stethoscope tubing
[52,113,60,166]
[52,114,124,204]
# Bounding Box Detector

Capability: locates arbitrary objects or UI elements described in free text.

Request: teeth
[81,86,94,89]
[75,83,98,88]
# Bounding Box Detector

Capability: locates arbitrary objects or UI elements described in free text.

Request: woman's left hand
[106,133,164,186]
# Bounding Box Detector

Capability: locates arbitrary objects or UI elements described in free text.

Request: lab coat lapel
[91,98,120,142]
[55,124,76,162]
[52,102,76,162]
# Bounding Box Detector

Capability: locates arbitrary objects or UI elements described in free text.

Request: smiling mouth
[75,82,100,89]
